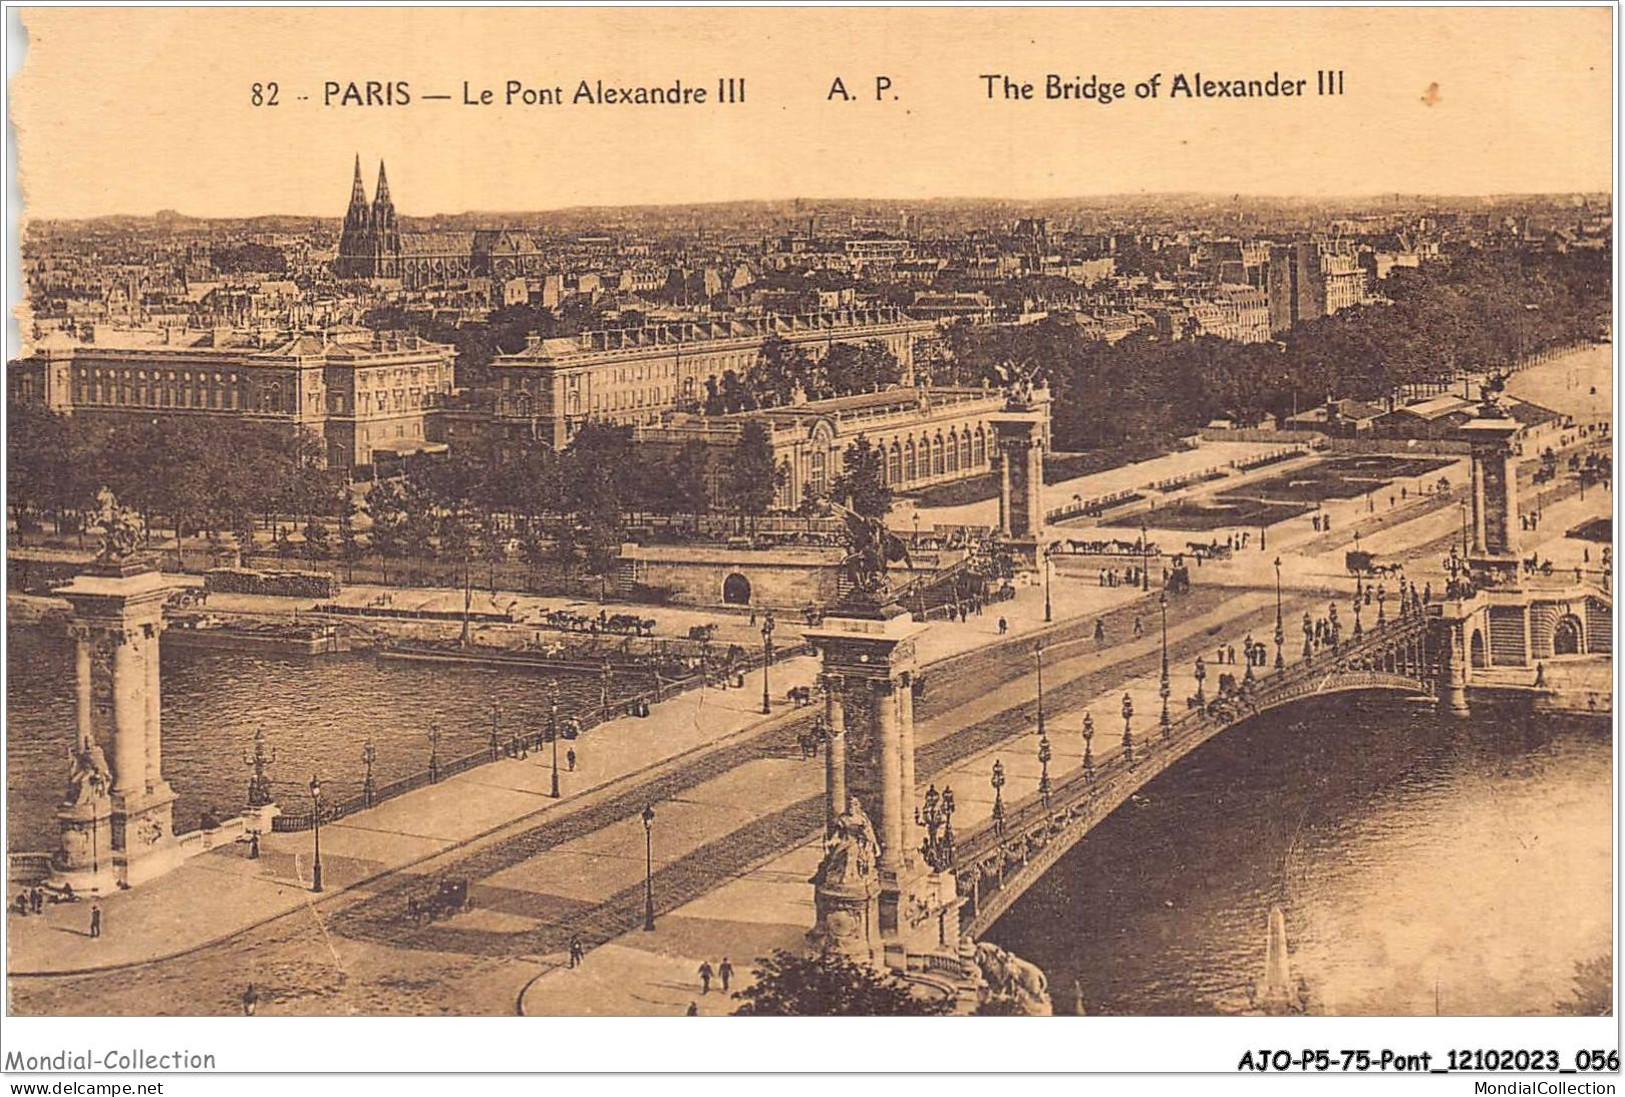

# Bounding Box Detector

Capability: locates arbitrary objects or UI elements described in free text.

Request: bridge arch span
[950,621,1435,939]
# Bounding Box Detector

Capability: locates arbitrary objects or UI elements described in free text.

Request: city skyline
[13,7,1613,221]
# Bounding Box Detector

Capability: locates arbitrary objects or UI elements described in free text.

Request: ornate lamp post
[489,701,502,761]
[918,784,956,871]
[1121,692,1135,767]
[1081,712,1095,780]
[1377,584,1387,628]
[1194,655,1207,706]
[1302,611,1314,665]
[308,773,324,893]
[1273,556,1285,672]
[1037,731,1052,810]
[243,727,277,809]
[1158,591,1171,736]
[361,738,377,809]
[760,609,776,716]
[1034,640,1046,739]
[548,684,562,799]
[601,658,614,723]
[641,804,657,931]
[1139,520,1151,592]
[990,759,1006,838]
[1043,545,1053,623]
[427,723,442,783]
[1328,603,1340,649]
[1353,576,1364,638]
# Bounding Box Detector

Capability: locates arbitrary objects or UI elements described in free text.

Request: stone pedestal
[49,559,182,892]
[1429,608,1473,717]
[990,389,1051,574]
[1461,410,1522,588]
[805,607,952,967]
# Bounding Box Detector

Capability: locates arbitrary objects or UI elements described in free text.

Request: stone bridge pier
[51,557,181,893]
[805,608,961,971]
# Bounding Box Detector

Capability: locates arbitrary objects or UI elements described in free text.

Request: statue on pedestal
[63,739,112,807]
[993,359,1041,411]
[973,941,1053,1015]
[92,487,146,564]
[831,502,912,603]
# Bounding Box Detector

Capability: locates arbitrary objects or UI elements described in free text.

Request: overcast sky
[13,7,1614,221]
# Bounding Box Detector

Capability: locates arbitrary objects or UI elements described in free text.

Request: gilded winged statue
[830,501,912,598]
[92,487,146,563]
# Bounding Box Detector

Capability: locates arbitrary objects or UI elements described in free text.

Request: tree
[730,950,955,1016]
[669,439,713,515]
[725,420,784,526]
[830,433,892,520]
[747,334,813,407]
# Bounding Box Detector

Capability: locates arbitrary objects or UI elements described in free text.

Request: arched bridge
[949,614,1433,938]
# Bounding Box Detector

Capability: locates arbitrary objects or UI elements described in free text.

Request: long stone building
[436,306,935,451]
[632,385,1022,512]
[11,327,455,469]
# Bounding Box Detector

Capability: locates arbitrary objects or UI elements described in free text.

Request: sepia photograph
[0,3,1617,1080]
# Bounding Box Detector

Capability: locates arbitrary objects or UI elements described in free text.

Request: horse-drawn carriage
[407,877,472,925]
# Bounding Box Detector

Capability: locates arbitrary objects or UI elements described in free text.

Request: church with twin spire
[332,156,542,288]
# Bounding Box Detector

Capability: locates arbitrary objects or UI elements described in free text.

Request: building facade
[632,386,1023,512]
[465,306,936,450]
[12,327,455,469]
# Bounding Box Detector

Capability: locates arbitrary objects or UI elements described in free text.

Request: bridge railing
[949,614,1431,926]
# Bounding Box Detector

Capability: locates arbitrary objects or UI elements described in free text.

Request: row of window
[803,426,989,496]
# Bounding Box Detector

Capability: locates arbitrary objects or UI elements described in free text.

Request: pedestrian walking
[566,747,577,772]
[1133,616,1143,638]
[31,887,43,914]
[1094,619,1105,643]
[242,983,260,1016]
[686,1001,699,1016]
[569,934,585,968]
[698,960,714,994]
[89,901,102,939]
[998,617,1008,635]
[719,956,734,992]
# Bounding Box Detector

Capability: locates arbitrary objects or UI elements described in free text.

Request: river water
[6,625,620,847]
[6,626,1612,1016]
[987,695,1613,1016]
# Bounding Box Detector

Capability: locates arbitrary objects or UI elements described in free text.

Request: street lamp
[428,723,442,783]
[1139,520,1150,592]
[990,759,1006,838]
[1353,576,1364,638]
[760,609,776,716]
[361,738,377,809]
[1043,546,1053,623]
[489,701,502,761]
[1158,592,1171,736]
[1194,655,1207,706]
[1037,730,1052,810]
[548,684,561,799]
[1273,556,1285,672]
[1081,712,1095,780]
[641,804,657,931]
[1121,692,1135,767]
[918,784,956,871]
[243,727,277,808]
[1302,611,1314,665]
[308,773,324,893]
[601,658,613,724]
[1377,584,1387,627]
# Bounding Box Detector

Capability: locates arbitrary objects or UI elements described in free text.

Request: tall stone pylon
[1461,377,1522,587]
[51,500,180,892]
[990,381,1052,573]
